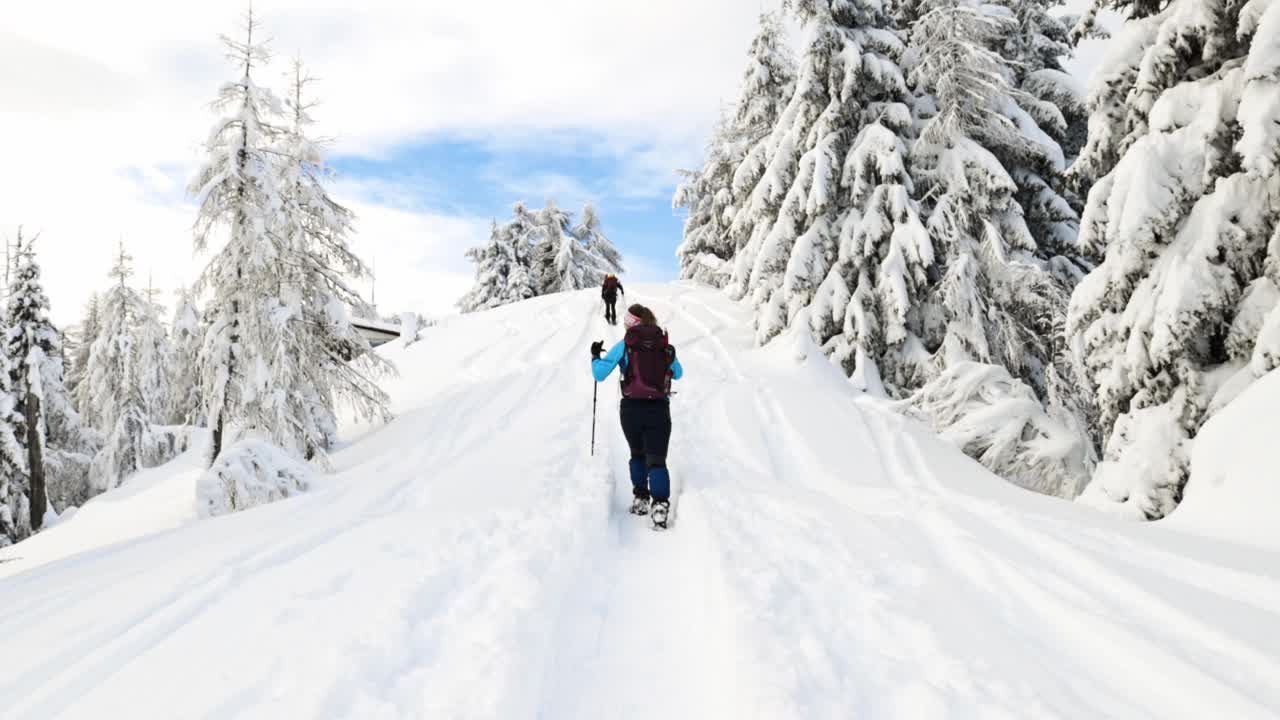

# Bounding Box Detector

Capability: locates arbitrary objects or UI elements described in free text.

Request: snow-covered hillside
[1,284,1278,719]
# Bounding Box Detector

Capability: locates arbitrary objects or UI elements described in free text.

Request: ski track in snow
[1,283,1279,719]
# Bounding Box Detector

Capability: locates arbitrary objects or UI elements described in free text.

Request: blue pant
[621,399,671,501]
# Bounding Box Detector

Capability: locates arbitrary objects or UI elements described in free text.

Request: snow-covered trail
[1,283,1279,719]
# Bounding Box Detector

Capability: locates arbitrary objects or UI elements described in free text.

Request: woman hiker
[590,304,684,529]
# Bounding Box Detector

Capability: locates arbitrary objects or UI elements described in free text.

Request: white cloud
[1,0,784,325]
[483,171,597,210]
[623,254,678,285]
[337,190,490,319]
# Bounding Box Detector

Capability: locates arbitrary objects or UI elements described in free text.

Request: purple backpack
[621,325,673,400]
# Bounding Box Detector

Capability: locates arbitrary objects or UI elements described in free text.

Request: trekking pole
[591,381,598,456]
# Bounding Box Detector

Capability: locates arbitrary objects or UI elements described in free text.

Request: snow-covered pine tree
[530,201,593,294]
[993,0,1089,159]
[457,203,541,312]
[66,292,100,415]
[732,0,914,347]
[505,201,540,300]
[136,278,172,425]
[986,0,1091,267]
[0,237,27,545]
[1066,0,1280,519]
[0,352,27,546]
[675,115,741,288]
[2,234,47,530]
[86,244,153,491]
[271,58,392,461]
[905,0,1093,496]
[459,221,521,313]
[5,239,97,517]
[573,203,625,287]
[677,12,796,289]
[188,8,286,464]
[725,0,934,395]
[167,288,204,426]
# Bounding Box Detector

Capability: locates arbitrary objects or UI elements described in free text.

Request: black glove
[591,341,605,360]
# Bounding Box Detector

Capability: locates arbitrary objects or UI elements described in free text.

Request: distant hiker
[601,274,624,325]
[590,304,683,529]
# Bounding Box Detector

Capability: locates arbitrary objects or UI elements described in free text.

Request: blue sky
[329,133,688,284]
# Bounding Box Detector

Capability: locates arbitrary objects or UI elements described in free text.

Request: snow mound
[1168,369,1280,551]
[197,439,313,518]
[0,443,206,579]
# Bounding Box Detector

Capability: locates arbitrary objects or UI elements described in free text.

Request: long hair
[627,304,658,326]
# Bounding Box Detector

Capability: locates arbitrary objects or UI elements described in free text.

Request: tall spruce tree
[0,358,27,546]
[675,114,741,288]
[1066,0,1280,518]
[572,203,625,285]
[188,8,286,464]
[67,293,100,416]
[6,238,97,518]
[271,58,391,461]
[136,279,172,425]
[904,0,1093,496]
[167,288,204,426]
[531,201,584,294]
[458,220,531,313]
[0,234,28,545]
[736,0,914,346]
[86,244,152,491]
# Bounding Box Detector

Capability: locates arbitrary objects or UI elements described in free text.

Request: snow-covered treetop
[787,0,887,25]
[734,12,797,140]
[108,242,134,289]
[188,10,287,259]
[910,4,1020,147]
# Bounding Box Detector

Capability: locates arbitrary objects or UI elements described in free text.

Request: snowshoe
[629,496,650,516]
[650,500,670,530]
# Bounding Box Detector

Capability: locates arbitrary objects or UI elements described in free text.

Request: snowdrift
[0,283,1277,719]
[1168,369,1280,551]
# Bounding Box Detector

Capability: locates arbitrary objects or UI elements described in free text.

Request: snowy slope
[1,283,1278,719]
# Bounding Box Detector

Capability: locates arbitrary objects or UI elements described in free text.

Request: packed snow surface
[1,284,1278,719]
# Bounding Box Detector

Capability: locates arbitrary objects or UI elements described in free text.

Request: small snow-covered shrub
[197,440,313,518]
[905,362,1090,499]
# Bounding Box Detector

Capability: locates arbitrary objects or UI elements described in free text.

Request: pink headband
[624,312,642,329]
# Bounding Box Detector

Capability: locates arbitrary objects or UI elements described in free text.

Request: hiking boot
[650,500,670,529]
[630,496,650,515]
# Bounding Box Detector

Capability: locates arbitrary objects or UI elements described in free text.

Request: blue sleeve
[591,340,627,382]
[671,354,683,380]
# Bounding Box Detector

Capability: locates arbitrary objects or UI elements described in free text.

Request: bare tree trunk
[25,392,45,531]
